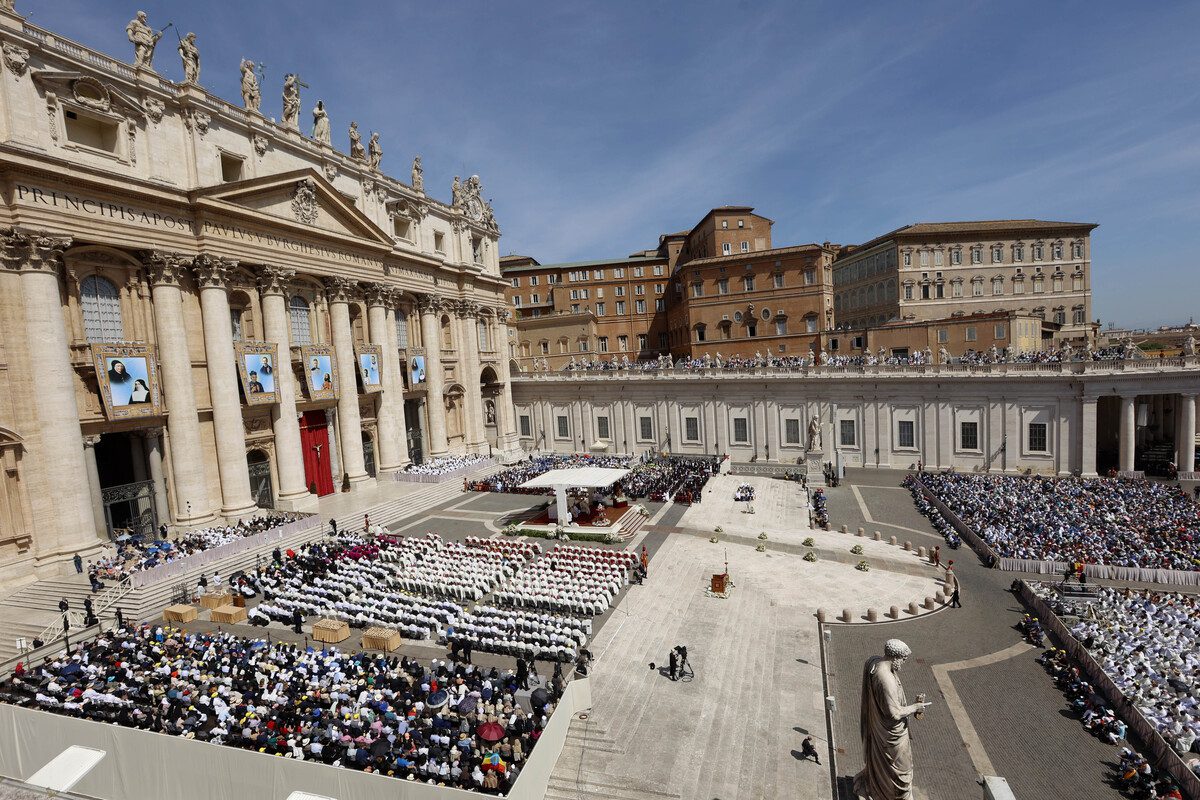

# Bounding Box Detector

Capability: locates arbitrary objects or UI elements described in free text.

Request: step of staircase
[615,508,648,541]
[545,770,683,800]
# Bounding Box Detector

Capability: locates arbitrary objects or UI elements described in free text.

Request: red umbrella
[476,721,505,743]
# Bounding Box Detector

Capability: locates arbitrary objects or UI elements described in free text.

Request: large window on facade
[732,417,749,443]
[639,416,654,441]
[839,419,856,447]
[556,415,569,439]
[685,416,700,442]
[519,415,531,437]
[80,275,123,341]
[1028,422,1048,453]
[897,420,915,448]
[960,421,979,451]
[784,419,800,445]
[597,416,611,440]
[289,295,313,345]
[395,313,409,349]
[477,320,491,351]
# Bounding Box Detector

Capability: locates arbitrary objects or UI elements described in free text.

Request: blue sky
[35,1,1200,328]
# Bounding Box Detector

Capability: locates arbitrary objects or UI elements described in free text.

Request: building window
[740,241,749,253]
[530,293,540,304]
[288,294,312,345]
[733,417,749,443]
[897,419,915,448]
[839,419,856,447]
[658,332,668,348]
[393,216,413,241]
[937,329,949,343]
[63,108,121,153]
[1053,309,1066,325]
[743,275,755,291]
[1033,244,1044,261]
[635,300,646,314]
[972,279,984,297]
[805,315,817,334]
[1073,307,1085,325]
[991,245,1003,263]
[774,319,786,336]
[594,269,604,280]
[230,307,245,341]
[1028,422,1048,452]
[971,246,982,264]
[695,325,706,342]
[685,416,700,442]
[529,275,539,286]
[722,242,732,256]
[1072,274,1083,291]
[784,419,800,445]
[598,336,608,352]
[654,265,664,276]
[519,415,531,438]
[637,334,647,350]
[655,298,665,311]
[1051,243,1063,260]
[595,302,606,316]
[994,324,1007,339]
[1032,276,1044,293]
[951,281,963,298]
[747,324,757,337]
[616,301,626,315]
[433,232,445,253]
[933,250,944,267]
[716,278,729,295]
[691,282,703,298]
[597,415,611,440]
[540,341,549,355]
[951,249,961,265]
[992,277,1004,295]
[774,273,784,289]
[510,277,520,288]
[1072,241,1083,259]
[1052,275,1063,292]
[964,326,977,342]
[903,284,914,300]
[80,275,124,341]
[902,251,912,267]
[960,421,979,451]
[654,283,664,294]
[556,415,569,439]
[1013,244,1024,262]
[395,313,409,349]
[639,416,654,440]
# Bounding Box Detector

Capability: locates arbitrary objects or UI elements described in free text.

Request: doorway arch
[362,431,377,478]
[247,448,274,509]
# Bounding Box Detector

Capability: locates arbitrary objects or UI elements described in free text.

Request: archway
[93,431,157,538]
[362,431,377,478]
[480,366,501,448]
[247,448,274,509]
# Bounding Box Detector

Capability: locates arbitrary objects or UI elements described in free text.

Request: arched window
[395,312,409,349]
[477,319,491,351]
[289,295,312,345]
[80,275,123,341]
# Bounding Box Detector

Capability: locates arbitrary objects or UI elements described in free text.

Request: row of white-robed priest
[90,342,427,421]
[518,466,632,538]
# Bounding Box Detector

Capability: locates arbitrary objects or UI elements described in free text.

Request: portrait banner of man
[355,344,383,394]
[410,354,427,386]
[91,342,162,420]
[300,344,338,401]
[234,341,279,406]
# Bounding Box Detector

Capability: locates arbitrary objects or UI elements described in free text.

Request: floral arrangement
[757,532,768,540]
[803,551,817,562]
[714,526,724,534]
[802,537,815,547]
[850,544,864,555]
[594,515,611,526]
[756,543,767,552]
[855,560,870,572]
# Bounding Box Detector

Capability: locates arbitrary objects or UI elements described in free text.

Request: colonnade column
[1,229,99,557]
[455,301,486,451]
[257,266,313,508]
[142,429,170,528]
[1078,395,1098,477]
[1178,393,1197,473]
[417,293,449,457]
[324,276,370,485]
[193,255,257,518]
[493,310,519,450]
[383,296,412,468]
[1118,394,1137,474]
[82,435,107,538]
[365,284,404,474]
[145,252,215,525]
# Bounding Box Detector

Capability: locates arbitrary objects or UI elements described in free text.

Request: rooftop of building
[682,242,833,268]
[500,254,666,274]
[854,219,1100,252]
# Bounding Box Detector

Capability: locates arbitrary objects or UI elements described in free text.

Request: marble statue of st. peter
[853,639,931,800]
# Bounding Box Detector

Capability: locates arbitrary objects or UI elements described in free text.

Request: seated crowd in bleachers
[1,625,551,793]
[405,453,491,476]
[466,454,631,494]
[89,513,308,584]
[913,473,1200,570]
[467,453,716,505]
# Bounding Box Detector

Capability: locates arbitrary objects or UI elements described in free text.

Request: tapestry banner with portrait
[299,345,338,401]
[91,343,162,420]
[355,345,384,394]
[235,342,279,406]
[409,354,427,386]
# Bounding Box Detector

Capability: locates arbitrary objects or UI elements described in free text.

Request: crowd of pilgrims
[467,453,716,504]
[405,454,491,476]
[913,473,1200,570]
[538,341,1141,375]
[88,513,308,585]
[733,483,756,502]
[1,625,556,792]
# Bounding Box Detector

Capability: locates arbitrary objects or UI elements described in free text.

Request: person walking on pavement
[640,545,649,576]
[800,736,821,764]
[951,584,962,608]
[668,648,678,681]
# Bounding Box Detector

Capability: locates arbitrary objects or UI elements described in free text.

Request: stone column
[493,310,519,450]
[142,429,170,527]
[146,252,216,525]
[1079,395,1098,476]
[324,276,370,485]
[1119,394,1137,473]
[383,299,412,468]
[417,293,449,456]
[194,255,257,518]
[1,229,100,558]
[365,284,404,474]
[257,266,314,508]
[455,301,486,451]
[1178,393,1197,473]
[82,435,107,538]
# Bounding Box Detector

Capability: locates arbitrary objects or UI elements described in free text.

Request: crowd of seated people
[1064,587,1200,756]
[89,513,308,584]
[811,488,829,529]
[617,457,717,503]
[467,454,631,494]
[449,606,589,663]
[912,473,1200,570]
[494,545,636,617]
[1,625,552,793]
[406,454,491,476]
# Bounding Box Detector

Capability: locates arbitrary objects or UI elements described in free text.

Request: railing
[23,22,135,80]
[26,576,134,661]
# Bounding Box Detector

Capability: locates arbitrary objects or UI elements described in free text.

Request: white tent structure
[520,466,630,529]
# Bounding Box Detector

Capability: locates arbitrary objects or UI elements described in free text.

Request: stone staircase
[615,507,649,541]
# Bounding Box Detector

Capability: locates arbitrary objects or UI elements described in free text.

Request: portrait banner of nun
[91,342,161,420]
[235,342,280,406]
[356,344,384,394]
[299,344,338,401]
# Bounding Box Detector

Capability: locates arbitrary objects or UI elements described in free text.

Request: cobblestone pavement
[825,468,1128,800]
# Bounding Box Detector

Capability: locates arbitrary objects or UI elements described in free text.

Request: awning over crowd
[520,467,631,526]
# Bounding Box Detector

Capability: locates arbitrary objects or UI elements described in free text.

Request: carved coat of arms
[292,179,319,225]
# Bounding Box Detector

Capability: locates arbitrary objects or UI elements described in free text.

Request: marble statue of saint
[411,156,424,192]
[281,74,301,129]
[178,32,200,84]
[1061,341,1074,360]
[878,346,887,361]
[819,349,830,365]
[312,101,331,145]
[988,344,999,361]
[368,132,382,170]
[451,176,464,209]
[853,639,931,800]
[240,60,261,113]
[126,11,161,70]
[808,347,816,364]
[807,417,821,452]
[348,121,365,160]
[485,401,496,425]
[938,347,950,364]
[1084,338,1094,359]
[1184,334,1196,357]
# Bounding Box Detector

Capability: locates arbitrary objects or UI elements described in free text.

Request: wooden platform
[361,626,401,651]
[199,592,233,610]
[163,604,197,623]
[312,618,350,643]
[210,605,247,624]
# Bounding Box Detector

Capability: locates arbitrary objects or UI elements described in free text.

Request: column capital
[0,227,72,273]
[143,250,194,286]
[323,275,358,304]
[416,292,443,315]
[362,282,394,309]
[257,264,297,297]
[453,299,480,319]
[495,308,511,323]
[193,253,237,288]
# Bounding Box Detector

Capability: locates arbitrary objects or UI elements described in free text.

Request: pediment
[192,169,393,247]
[31,70,144,118]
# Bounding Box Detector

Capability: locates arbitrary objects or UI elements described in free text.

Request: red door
[300,410,335,496]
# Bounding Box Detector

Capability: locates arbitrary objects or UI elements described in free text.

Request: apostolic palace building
[0,5,518,583]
